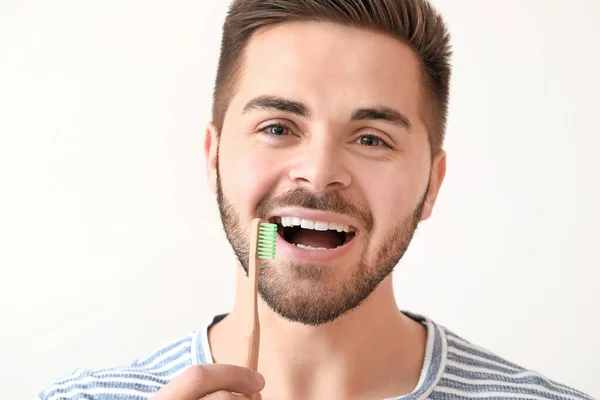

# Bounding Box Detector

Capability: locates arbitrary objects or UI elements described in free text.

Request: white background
[0,0,598,398]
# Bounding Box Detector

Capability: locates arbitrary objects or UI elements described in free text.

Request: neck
[208,262,427,400]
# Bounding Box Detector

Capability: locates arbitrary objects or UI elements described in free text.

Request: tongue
[291,229,342,249]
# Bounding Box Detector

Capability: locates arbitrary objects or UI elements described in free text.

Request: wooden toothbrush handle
[245,313,260,370]
[244,258,260,400]
[244,219,262,400]
[244,322,260,400]
[245,255,261,371]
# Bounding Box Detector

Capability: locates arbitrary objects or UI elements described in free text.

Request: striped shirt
[37,312,594,400]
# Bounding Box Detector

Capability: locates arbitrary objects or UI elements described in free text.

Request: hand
[151,364,265,399]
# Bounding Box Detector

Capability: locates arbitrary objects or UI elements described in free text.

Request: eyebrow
[242,95,412,132]
[351,106,412,132]
[242,95,310,117]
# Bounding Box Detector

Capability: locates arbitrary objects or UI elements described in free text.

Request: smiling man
[38,1,593,400]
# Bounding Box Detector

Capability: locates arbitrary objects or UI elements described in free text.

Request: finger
[202,390,262,399]
[151,364,265,400]
[240,392,263,400]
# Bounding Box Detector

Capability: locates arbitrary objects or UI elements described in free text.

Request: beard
[216,159,427,327]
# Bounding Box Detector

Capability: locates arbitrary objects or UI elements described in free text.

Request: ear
[204,122,219,194]
[420,149,447,221]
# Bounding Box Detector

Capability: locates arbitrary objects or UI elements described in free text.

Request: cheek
[220,143,283,213]
[362,168,410,211]
[354,158,427,227]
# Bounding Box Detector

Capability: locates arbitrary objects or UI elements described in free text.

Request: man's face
[206,21,445,326]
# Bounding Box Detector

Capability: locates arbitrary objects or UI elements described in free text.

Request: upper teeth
[274,217,355,233]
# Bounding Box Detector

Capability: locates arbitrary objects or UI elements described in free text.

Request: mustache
[255,188,373,232]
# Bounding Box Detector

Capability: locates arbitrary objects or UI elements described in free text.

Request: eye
[356,134,392,149]
[258,123,293,137]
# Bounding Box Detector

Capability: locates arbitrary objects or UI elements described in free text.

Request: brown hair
[212,0,452,155]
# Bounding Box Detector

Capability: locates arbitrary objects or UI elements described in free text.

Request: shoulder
[37,331,204,400]
[432,325,594,400]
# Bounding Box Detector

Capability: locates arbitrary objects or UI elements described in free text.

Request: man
[38,0,593,399]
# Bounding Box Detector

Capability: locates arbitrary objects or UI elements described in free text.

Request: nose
[288,138,351,193]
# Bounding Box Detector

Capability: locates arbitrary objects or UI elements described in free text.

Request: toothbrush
[244,218,277,399]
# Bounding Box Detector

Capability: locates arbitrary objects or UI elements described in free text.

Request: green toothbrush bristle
[257,222,277,260]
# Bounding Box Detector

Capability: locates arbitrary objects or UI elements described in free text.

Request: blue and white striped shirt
[37,312,594,400]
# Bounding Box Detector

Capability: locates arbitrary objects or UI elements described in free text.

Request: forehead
[229,21,423,121]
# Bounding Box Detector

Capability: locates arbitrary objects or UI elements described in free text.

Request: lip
[265,208,361,263]
[265,207,361,232]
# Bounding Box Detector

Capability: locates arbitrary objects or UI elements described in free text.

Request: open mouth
[269,216,357,251]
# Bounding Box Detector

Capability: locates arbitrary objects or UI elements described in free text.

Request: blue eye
[260,123,292,136]
[357,134,392,148]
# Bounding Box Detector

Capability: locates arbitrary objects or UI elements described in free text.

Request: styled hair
[212,0,452,155]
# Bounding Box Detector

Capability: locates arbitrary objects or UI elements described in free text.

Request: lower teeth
[295,244,328,251]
